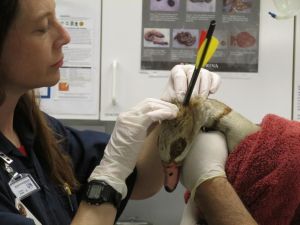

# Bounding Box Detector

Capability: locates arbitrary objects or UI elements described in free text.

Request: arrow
[183,20,219,106]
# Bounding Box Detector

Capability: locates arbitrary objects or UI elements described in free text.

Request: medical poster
[141,0,260,72]
[38,0,101,120]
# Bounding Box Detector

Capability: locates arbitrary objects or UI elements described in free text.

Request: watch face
[88,184,103,199]
[85,181,122,208]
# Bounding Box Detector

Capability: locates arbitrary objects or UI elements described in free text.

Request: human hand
[89,98,178,198]
[180,131,228,199]
[161,64,221,102]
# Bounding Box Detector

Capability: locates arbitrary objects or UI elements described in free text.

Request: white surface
[293,16,300,120]
[119,184,186,225]
[100,0,294,123]
[40,0,101,120]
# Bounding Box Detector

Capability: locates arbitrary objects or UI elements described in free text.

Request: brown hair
[0,0,78,190]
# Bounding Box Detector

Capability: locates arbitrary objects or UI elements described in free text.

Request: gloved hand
[180,131,228,200]
[161,64,221,102]
[88,98,179,199]
[179,131,228,224]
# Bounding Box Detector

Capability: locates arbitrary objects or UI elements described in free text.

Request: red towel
[226,114,300,225]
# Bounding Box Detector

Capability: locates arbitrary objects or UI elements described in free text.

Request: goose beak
[163,163,180,192]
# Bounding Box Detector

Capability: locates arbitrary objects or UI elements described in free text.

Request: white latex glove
[180,131,228,200]
[161,64,221,102]
[89,98,178,199]
[180,197,198,225]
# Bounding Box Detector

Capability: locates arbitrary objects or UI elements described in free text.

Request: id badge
[9,174,40,200]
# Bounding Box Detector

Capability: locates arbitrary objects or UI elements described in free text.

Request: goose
[158,96,260,192]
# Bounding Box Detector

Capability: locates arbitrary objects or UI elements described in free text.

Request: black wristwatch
[83,180,122,209]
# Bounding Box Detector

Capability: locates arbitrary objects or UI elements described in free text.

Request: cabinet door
[101,0,294,123]
[100,0,166,120]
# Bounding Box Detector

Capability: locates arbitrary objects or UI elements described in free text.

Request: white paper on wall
[39,0,101,120]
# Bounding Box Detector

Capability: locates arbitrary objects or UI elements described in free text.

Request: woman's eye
[35,20,51,34]
[36,27,49,33]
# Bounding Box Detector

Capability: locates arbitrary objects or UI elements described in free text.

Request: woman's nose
[54,22,71,49]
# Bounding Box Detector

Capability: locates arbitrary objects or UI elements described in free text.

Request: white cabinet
[100,0,167,120]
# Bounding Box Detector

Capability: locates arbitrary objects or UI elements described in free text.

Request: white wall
[100,0,294,124]
[293,16,300,120]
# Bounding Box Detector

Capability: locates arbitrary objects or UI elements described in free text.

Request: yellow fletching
[195,36,219,68]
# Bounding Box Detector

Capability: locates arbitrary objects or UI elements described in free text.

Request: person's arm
[180,132,258,225]
[194,177,258,225]
[71,202,116,225]
[74,129,164,224]
[70,99,178,225]
[131,124,164,199]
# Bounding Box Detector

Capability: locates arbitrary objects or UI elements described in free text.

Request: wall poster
[38,0,101,120]
[141,0,260,73]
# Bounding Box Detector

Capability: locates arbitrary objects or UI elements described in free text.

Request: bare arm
[131,125,164,200]
[180,132,258,225]
[71,202,116,225]
[195,177,258,225]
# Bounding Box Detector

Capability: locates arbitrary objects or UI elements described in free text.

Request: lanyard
[0,152,19,179]
[0,151,41,200]
[0,151,74,212]
[0,153,42,224]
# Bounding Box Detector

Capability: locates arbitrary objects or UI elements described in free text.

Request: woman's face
[0,0,70,95]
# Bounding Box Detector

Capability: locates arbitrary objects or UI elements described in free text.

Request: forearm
[194,177,258,225]
[71,202,117,225]
[131,125,164,200]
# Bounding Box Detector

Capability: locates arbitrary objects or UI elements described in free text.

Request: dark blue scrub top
[0,110,137,225]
